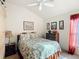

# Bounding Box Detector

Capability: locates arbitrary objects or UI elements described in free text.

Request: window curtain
[78,21,79,47]
[69,14,79,54]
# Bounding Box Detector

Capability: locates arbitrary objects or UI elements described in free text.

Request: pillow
[30,32,37,39]
[20,32,30,40]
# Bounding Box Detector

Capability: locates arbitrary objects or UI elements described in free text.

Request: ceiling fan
[27,0,54,11]
[0,0,5,5]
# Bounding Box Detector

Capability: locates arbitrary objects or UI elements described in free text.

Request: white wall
[5,3,46,42]
[0,4,6,59]
[45,13,70,51]
[45,10,79,55]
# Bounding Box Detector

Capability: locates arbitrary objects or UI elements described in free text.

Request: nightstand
[46,31,59,43]
[5,43,17,57]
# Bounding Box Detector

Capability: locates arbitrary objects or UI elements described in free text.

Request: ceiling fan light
[27,0,54,11]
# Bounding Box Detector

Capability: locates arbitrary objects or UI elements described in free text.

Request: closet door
[0,4,6,59]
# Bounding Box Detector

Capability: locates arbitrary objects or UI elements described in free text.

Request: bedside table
[5,43,17,57]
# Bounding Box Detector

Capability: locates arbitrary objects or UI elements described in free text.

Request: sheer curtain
[68,14,79,54]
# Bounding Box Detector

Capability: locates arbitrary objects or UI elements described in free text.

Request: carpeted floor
[5,52,79,59]
[62,52,79,59]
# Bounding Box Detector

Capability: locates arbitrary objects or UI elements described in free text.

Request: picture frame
[59,20,64,30]
[47,23,50,30]
[23,21,34,30]
[51,22,57,30]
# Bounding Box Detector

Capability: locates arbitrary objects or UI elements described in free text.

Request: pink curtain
[68,14,79,54]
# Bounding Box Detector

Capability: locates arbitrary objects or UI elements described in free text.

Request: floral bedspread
[19,38,61,59]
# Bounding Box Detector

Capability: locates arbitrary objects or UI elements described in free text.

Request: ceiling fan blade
[27,3,38,6]
[44,3,54,7]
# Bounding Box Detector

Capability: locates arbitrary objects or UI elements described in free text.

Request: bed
[17,32,61,59]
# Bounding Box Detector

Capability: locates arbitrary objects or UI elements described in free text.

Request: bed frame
[17,34,61,59]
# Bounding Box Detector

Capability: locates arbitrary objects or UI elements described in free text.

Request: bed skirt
[48,51,61,59]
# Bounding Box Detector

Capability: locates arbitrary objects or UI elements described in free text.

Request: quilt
[19,38,61,59]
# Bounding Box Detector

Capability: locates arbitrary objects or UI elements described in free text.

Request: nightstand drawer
[5,44,16,57]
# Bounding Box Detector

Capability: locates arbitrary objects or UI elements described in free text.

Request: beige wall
[0,4,6,59]
[45,9,79,55]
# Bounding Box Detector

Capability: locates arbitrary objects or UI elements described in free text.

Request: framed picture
[47,23,50,30]
[23,21,34,30]
[59,20,64,30]
[51,22,57,30]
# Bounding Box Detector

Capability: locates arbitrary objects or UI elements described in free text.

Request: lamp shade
[5,31,13,38]
[5,31,14,44]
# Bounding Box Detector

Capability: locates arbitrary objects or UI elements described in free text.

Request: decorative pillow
[20,32,30,40]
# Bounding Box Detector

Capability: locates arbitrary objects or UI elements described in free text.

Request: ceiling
[6,0,79,19]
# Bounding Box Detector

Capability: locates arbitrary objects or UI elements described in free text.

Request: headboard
[17,34,20,44]
[17,32,36,43]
